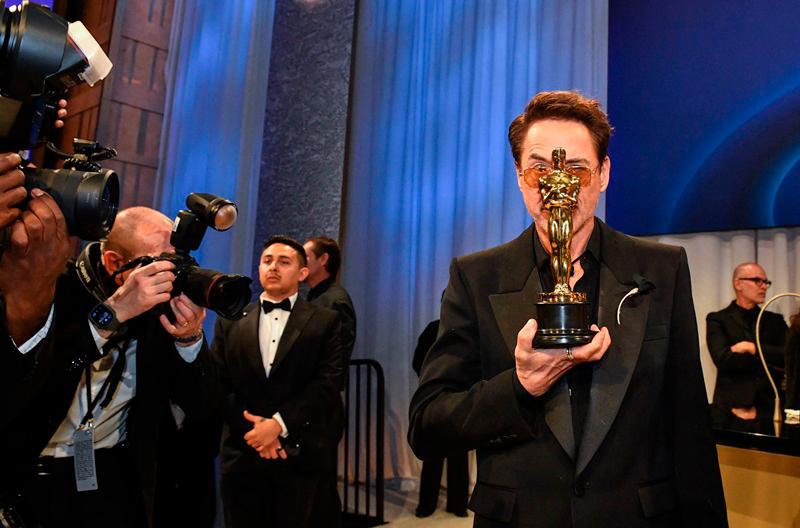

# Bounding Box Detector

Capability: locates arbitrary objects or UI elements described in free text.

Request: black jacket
[408,219,727,527]
[308,278,356,368]
[211,298,346,475]
[706,301,786,409]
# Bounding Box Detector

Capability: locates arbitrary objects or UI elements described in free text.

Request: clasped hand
[515,319,611,397]
[243,410,287,460]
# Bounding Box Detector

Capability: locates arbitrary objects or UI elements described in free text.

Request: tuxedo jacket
[211,298,345,475]
[706,301,786,408]
[0,260,213,526]
[408,219,727,528]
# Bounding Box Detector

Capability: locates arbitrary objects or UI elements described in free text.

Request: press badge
[73,424,98,491]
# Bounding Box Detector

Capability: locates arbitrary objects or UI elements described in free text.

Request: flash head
[186,192,238,232]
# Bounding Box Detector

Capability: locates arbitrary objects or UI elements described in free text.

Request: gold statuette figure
[532,148,594,348]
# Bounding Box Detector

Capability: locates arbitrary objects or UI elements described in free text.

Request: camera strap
[75,242,114,302]
[79,336,129,427]
[74,335,129,493]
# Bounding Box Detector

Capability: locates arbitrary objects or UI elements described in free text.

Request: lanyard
[80,337,130,427]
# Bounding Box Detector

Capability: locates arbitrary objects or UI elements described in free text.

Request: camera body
[165,194,251,319]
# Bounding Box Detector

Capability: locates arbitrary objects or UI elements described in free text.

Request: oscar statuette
[531,148,596,348]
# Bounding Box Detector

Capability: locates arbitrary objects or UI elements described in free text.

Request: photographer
[1,100,69,356]
[0,206,215,528]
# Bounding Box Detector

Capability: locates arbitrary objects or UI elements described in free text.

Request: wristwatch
[89,302,124,332]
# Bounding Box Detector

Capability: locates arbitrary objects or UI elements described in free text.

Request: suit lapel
[488,225,576,460]
[575,222,648,476]
[271,298,314,373]
[238,303,265,381]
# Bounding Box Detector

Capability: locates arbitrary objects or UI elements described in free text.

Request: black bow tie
[262,298,292,313]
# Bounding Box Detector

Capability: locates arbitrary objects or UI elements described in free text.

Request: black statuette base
[533,300,596,348]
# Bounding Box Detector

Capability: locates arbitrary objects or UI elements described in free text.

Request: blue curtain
[156,0,276,333]
[342,0,608,480]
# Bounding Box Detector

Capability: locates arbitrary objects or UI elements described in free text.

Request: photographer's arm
[0,189,69,344]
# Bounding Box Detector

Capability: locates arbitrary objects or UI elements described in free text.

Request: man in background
[707,262,786,434]
[304,236,356,368]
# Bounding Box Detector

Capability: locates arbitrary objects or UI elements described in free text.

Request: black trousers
[19,446,146,528]
[417,450,469,515]
[221,462,338,528]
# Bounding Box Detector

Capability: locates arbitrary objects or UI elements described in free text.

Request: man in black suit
[706,262,786,434]
[212,235,345,528]
[412,317,469,518]
[408,91,727,527]
[302,236,355,526]
[1,207,212,527]
[304,236,356,367]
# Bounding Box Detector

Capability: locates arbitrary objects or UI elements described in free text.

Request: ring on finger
[565,348,574,361]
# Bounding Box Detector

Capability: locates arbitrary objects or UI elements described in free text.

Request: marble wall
[251,0,357,283]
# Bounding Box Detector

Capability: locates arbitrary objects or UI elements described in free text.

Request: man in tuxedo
[408,91,727,527]
[212,235,346,528]
[706,262,786,434]
[1,207,212,527]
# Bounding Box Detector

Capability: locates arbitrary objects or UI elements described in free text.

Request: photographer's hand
[159,294,205,344]
[0,153,26,230]
[0,189,70,344]
[55,99,68,129]
[105,260,176,324]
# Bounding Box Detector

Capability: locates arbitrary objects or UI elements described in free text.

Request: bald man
[706,262,787,434]
[0,207,214,528]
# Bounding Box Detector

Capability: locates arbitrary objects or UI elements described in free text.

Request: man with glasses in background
[707,262,787,434]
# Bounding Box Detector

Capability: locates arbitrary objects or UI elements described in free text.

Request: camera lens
[23,166,120,240]
[180,266,252,320]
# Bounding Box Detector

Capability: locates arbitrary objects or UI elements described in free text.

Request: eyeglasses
[738,277,772,288]
[521,162,599,188]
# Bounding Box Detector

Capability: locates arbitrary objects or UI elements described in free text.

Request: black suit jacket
[309,280,356,368]
[211,298,345,475]
[706,301,786,409]
[408,220,727,527]
[0,261,213,527]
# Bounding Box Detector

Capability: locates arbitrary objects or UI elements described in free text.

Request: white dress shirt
[258,291,298,436]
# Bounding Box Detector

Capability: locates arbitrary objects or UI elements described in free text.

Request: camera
[114,194,252,320]
[1,1,111,151]
[0,1,117,252]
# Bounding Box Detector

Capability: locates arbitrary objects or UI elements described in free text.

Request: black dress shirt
[530,225,601,448]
